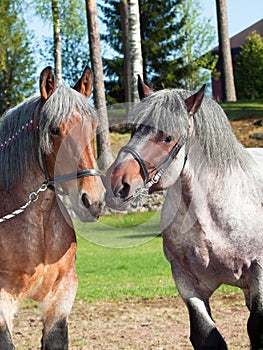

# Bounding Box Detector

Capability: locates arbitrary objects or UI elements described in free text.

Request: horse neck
[9,168,55,211]
[180,147,254,206]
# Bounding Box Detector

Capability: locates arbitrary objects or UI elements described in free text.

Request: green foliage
[139,0,186,89]
[234,31,263,100]
[177,0,218,90]
[31,0,89,86]
[100,0,186,103]
[60,0,89,86]
[0,0,36,115]
[100,0,217,103]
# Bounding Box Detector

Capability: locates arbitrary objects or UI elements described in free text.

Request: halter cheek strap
[120,134,187,189]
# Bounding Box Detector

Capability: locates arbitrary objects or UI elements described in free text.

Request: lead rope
[0,182,48,223]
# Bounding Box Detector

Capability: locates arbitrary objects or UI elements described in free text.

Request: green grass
[220,98,263,121]
[74,211,161,248]
[74,211,177,301]
[74,211,238,302]
[75,233,177,302]
[106,99,263,124]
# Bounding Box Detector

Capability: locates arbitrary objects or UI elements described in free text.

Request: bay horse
[0,66,104,349]
[105,77,263,349]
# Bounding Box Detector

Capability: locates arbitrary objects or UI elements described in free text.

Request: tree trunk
[52,0,62,85]
[120,0,131,105]
[215,0,236,101]
[128,0,143,102]
[86,0,113,170]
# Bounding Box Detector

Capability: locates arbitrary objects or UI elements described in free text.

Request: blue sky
[30,0,263,42]
[28,0,263,76]
[199,0,262,39]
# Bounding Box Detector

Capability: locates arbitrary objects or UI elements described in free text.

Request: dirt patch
[13,292,249,349]
[230,118,263,147]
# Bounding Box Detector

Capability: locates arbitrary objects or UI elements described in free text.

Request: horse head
[39,66,105,222]
[105,77,205,210]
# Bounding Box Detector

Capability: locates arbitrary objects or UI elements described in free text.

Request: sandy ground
[13,292,250,349]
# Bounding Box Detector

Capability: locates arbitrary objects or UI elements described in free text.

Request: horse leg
[39,270,78,350]
[0,326,14,350]
[242,288,251,310]
[173,273,227,350]
[246,263,263,349]
[0,291,16,350]
[247,301,263,350]
[187,296,227,350]
[41,317,68,350]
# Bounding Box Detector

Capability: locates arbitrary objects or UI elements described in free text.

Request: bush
[234,31,263,100]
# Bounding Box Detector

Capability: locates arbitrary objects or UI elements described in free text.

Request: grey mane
[128,89,252,170]
[39,86,97,154]
[0,86,97,190]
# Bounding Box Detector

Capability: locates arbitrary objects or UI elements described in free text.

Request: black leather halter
[119,134,187,189]
[41,152,101,194]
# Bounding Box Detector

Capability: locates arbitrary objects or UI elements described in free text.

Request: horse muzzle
[72,194,104,222]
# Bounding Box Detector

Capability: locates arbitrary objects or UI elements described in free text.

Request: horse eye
[164,135,173,143]
[50,127,60,136]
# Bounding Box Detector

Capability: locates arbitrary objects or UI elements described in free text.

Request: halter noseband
[120,134,187,191]
[41,152,101,194]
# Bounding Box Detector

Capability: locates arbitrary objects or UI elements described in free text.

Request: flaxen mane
[128,89,252,170]
[0,86,97,190]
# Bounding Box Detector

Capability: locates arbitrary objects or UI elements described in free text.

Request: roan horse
[0,66,104,349]
[105,77,263,349]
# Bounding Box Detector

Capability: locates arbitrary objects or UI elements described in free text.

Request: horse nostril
[117,181,130,199]
[82,194,103,218]
[82,193,90,209]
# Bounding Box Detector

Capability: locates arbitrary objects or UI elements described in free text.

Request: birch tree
[86,0,113,169]
[128,0,143,102]
[100,0,186,101]
[215,0,236,101]
[32,0,88,86]
[52,0,62,85]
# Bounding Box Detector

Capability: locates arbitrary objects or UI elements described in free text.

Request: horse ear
[73,66,93,98]
[184,84,206,116]
[137,75,153,100]
[40,66,56,105]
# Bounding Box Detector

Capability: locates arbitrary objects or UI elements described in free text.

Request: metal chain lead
[0,182,48,223]
[130,169,164,207]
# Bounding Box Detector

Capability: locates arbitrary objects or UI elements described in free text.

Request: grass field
[75,233,178,302]
[221,99,263,120]
[107,98,263,124]
[74,211,177,302]
[74,212,237,302]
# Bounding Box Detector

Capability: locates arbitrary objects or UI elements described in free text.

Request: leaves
[100,0,218,103]
[234,31,263,100]
[0,0,36,115]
